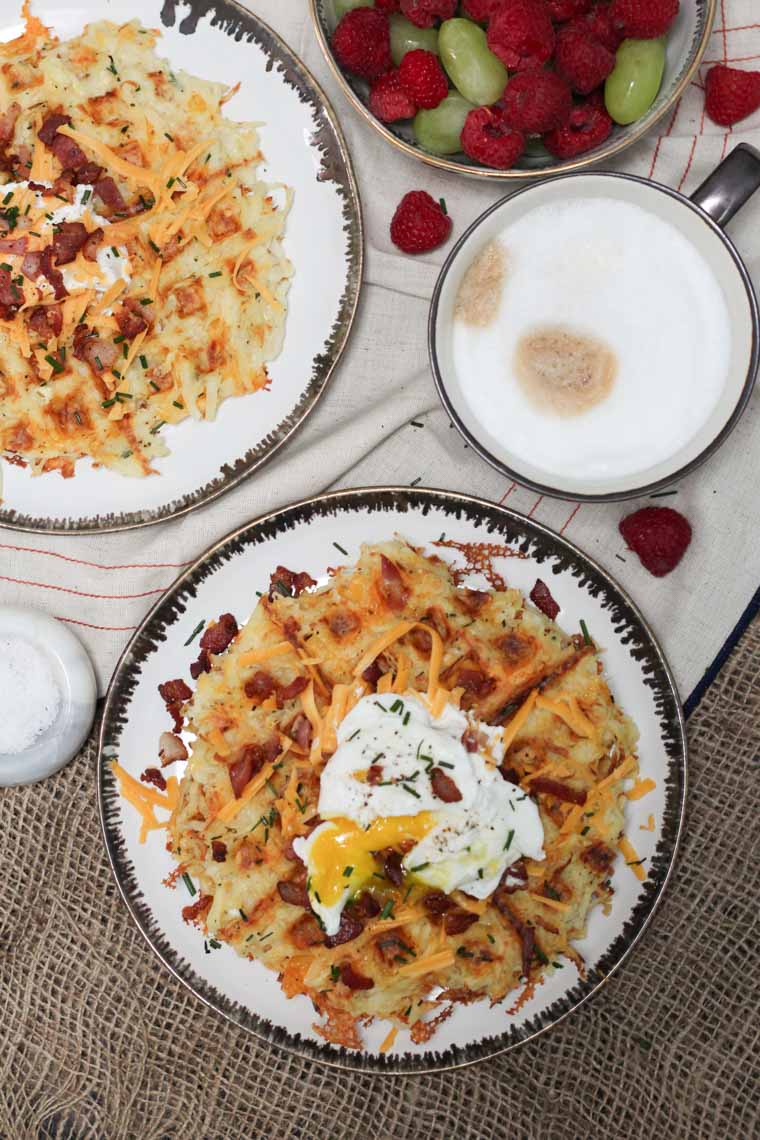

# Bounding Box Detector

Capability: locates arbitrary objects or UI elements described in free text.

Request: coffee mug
[429,145,760,501]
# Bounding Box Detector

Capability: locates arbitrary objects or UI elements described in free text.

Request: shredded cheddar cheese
[397,950,456,977]
[626,777,657,801]
[618,836,647,881]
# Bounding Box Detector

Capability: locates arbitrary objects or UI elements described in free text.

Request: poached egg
[293,693,545,937]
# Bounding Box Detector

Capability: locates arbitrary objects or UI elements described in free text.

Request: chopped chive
[113,334,126,344]
[239,908,247,921]
[139,297,153,305]
[121,449,133,459]
[166,177,175,189]
[402,711,410,726]
[112,369,122,380]
[181,873,196,896]
[150,420,166,434]
[172,400,184,409]
[379,900,394,921]
[504,829,514,852]
[0,262,11,272]
[348,729,360,741]
[140,355,148,369]
[342,865,354,878]
[208,938,221,949]
[410,420,424,428]
[204,153,211,163]
[409,862,429,872]
[439,197,447,215]
[164,131,174,141]
[330,964,340,982]
[552,961,564,969]
[149,380,160,391]
[107,54,118,76]
[81,189,91,204]
[534,946,549,966]
[110,246,120,257]
[402,783,420,798]
[544,884,561,901]
[580,619,592,645]
[2,191,12,205]
[44,354,64,374]
[208,270,222,278]
[437,760,454,769]
[94,355,103,370]
[487,933,496,944]
[148,239,161,254]
[115,391,132,401]
[122,342,129,358]
[183,619,205,646]
[581,825,590,836]
[333,541,349,556]
[456,947,474,958]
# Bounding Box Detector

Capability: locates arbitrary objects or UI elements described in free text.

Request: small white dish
[0,606,97,787]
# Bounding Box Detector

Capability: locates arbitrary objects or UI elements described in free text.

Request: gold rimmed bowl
[310,0,716,180]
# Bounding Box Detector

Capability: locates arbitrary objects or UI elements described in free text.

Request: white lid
[0,606,96,786]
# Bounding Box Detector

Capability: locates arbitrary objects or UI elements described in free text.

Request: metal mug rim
[428,167,760,503]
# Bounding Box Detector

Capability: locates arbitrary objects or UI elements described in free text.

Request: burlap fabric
[1,625,757,1140]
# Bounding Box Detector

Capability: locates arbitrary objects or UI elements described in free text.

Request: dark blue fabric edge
[684,584,760,719]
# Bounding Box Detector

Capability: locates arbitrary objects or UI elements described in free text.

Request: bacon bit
[0,102,20,145]
[268,566,317,600]
[366,764,383,785]
[38,248,67,301]
[211,839,227,862]
[434,538,527,589]
[529,578,560,620]
[26,304,62,340]
[530,776,587,805]
[181,894,212,926]
[0,267,23,319]
[277,879,310,908]
[380,848,404,886]
[289,713,312,752]
[38,111,70,147]
[362,659,383,686]
[199,612,238,655]
[0,235,28,254]
[75,161,105,185]
[51,221,90,266]
[158,731,188,766]
[244,670,275,700]
[355,891,381,918]
[340,962,374,991]
[493,893,535,978]
[189,649,211,680]
[228,736,280,798]
[327,609,360,638]
[461,726,485,753]
[140,766,166,791]
[453,668,495,700]
[289,913,324,949]
[114,299,149,339]
[377,554,410,612]
[158,678,193,705]
[277,675,309,704]
[93,175,126,212]
[444,909,479,936]
[82,227,104,262]
[499,858,528,893]
[173,279,206,317]
[422,891,453,916]
[324,909,364,948]
[430,766,462,803]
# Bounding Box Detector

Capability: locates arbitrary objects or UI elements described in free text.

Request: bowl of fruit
[310,0,716,177]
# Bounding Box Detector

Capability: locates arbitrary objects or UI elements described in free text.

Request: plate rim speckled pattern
[0,0,363,534]
[96,486,687,1075]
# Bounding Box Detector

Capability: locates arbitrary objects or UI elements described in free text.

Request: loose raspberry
[618,506,692,578]
[487,0,555,72]
[390,190,452,254]
[543,97,612,157]
[332,8,392,80]
[461,106,526,168]
[571,4,624,53]
[399,49,449,109]
[369,69,417,121]
[547,0,593,21]
[554,24,615,94]
[461,0,505,20]
[609,0,679,39]
[501,69,572,133]
[705,65,760,127]
[399,0,457,29]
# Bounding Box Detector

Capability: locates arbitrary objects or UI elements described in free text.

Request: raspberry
[399,0,457,29]
[399,49,449,109]
[369,69,417,121]
[461,106,526,168]
[487,0,555,72]
[529,579,560,620]
[332,8,391,80]
[547,0,593,21]
[618,507,692,578]
[705,65,760,127]
[390,190,452,254]
[555,24,615,94]
[461,0,505,20]
[609,0,679,39]
[543,97,612,157]
[501,69,572,132]
[571,4,624,52]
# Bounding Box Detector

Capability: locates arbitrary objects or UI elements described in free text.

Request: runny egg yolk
[307,813,435,908]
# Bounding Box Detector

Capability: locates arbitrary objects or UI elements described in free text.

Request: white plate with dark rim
[98,487,686,1074]
[0,0,362,534]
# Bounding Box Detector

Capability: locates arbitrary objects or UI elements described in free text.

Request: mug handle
[690,142,760,228]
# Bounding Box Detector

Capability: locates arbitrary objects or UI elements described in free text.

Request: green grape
[389,14,440,66]
[413,91,475,155]
[438,18,508,107]
[604,37,666,125]
[334,0,373,18]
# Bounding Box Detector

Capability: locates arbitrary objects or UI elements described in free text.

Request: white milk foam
[451,197,731,481]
